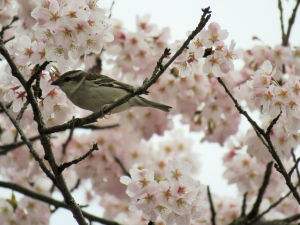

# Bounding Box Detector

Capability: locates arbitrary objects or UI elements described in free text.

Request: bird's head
[51,70,88,95]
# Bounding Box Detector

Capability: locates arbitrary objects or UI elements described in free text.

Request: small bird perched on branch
[51,70,172,114]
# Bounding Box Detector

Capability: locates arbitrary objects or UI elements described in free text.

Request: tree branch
[247,162,273,220]
[283,0,300,46]
[0,181,120,225]
[248,182,300,225]
[0,16,18,39]
[114,155,130,177]
[217,77,300,205]
[58,143,99,173]
[266,112,281,136]
[27,61,51,87]
[0,40,88,224]
[241,192,248,217]
[0,102,12,113]
[16,100,29,122]
[207,185,216,225]
[278,0,286,44]
[0,135,45,155]
[108,0,115,19]
[0,101,55,181]
[61,128,74,162]
[288,158,300,178]
[77,124,119,130]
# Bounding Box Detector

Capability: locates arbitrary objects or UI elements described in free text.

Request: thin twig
[114,155,130,177]
[109,0,115,18]
[207,185,216,225]
[217,77,300,205]
[58,143,99,173]
[61,128,74,162]
[0,101,55,181]
[274,213,300,223]
[266,112,281,136]
[0,102,12,113]
[0,135,46,155]
[0,181,120,225]
[0,16,18,39]
[247,182,300,225]
[27,61,50,87]
[291,149,300,181]
[78,124,119,130]
[16,100,29,122]
[247,162,273,220]
[278,0,286,44]
[70,179,81,193]
[3,36,15,44]
[241,192,248,217]
[283,0,300,46]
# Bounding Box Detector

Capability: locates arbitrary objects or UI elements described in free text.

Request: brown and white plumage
[51,70,171,113]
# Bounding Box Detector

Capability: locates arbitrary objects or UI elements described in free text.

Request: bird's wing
[86,73,149,94]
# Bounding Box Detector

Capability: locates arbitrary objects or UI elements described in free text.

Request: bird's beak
[51,79,60,86]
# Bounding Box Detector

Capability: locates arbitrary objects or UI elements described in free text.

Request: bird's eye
[64,77,71,82]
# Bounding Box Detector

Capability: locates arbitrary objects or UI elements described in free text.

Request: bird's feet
[99,104,112,119]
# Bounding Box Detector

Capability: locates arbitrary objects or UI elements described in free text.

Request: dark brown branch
[283,0,300,46]
[0,181,120,225]
[291,149,300,181]
[207,185,216,225]
[61,128,74,159]
[248,182,300,225]
[278,0,285,44]
[16,100,29,122]
[0,16,18,39]
[0,101,55,181]
[0,39,88,225]
[0,102,12,113]
[275,213,300,223]
[266,112,281,136]
[27,61,50,87]
[3,36,15,44]
[70,179,81,193]
[40,7,212,136]
[217,77,300,205]
[0,135,43,155]
[247,162,273,220]
[78,124,119,130]
[114,155,130,177]
[58,143,99,173]
[241,192,248,217]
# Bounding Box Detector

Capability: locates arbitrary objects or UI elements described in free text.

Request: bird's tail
[134,96,172,112]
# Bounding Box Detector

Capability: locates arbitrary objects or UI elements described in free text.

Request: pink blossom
[202,50,225,76]
[204,22,229,48]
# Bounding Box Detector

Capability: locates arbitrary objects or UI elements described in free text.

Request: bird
[51,70,172,114]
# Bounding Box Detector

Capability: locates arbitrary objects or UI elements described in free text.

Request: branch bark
[217,77,300,205]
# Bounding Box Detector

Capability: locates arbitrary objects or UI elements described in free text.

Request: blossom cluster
[120,158,207,225]
[171,22,242,78]
[0,196,50,225]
